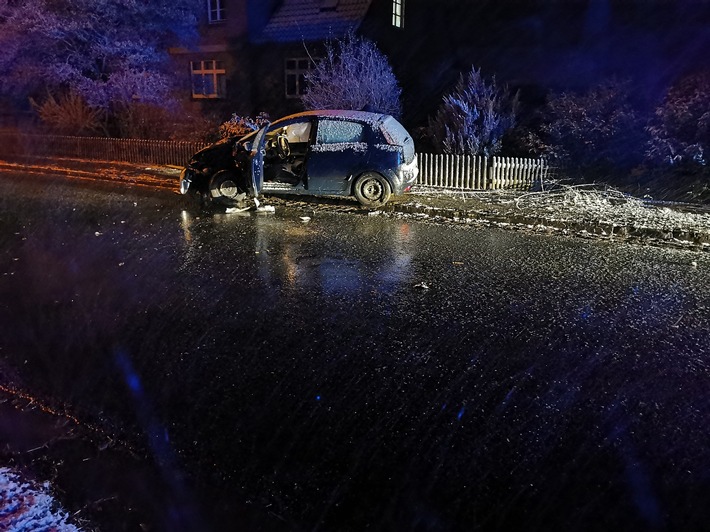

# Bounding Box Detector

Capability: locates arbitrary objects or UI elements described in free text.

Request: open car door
[249,125,268,197]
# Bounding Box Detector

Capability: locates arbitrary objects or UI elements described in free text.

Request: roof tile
[259,0,373,43]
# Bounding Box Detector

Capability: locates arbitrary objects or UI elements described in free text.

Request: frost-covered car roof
[272,110,389,127]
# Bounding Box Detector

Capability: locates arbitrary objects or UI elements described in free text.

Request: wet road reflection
[1,176,709,531]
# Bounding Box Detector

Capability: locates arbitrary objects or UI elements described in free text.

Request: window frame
[392,0,404,28]
[285,57,316,99]
[207,0,225,23]
[190,60,227,99]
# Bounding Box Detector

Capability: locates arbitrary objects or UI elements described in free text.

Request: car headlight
[179,168,192,194]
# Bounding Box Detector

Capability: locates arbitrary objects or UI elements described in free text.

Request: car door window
[316,120,365,145]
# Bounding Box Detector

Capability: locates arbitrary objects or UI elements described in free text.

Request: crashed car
[179,110,419,208]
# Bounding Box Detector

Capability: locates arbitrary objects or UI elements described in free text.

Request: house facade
[170,0,397,120]
[169,0,256,119]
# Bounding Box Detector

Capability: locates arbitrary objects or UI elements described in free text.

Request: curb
[382,197,710,251]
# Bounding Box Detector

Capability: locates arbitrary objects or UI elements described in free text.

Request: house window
[285,58,315,98]
[191,60,226,99]
[392,0,404,28]
[207,0,225,23]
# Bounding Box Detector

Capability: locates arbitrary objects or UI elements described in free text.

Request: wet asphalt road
[1,173,710,532]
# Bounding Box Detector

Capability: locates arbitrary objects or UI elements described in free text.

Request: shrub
[647,70,710,165]
[168,112,222,143]
[302,32,401,118]
[112,101,174,139]
[428,67,518,156]
[219,112,271,139]
[537,80,648,174]
[30,91,105,136]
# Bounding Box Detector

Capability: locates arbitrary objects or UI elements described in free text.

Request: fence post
[490,157,496,189]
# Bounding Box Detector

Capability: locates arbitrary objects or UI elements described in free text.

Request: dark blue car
[179,110,419,208]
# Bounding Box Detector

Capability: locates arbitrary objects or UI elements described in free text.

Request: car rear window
[381,116,415,163]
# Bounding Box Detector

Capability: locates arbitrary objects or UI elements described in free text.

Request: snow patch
[310,142,368,153]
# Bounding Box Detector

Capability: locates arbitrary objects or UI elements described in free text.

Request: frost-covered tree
[537,80,647,172]
[428,67,518,157]
[0,0,200,130]
[301,33,402,118]
[647,70,710,165]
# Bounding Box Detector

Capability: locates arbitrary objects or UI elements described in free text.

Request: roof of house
[258,0,373,43]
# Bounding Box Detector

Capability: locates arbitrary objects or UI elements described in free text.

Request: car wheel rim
[361,179,383,201]
[219,180,238,198]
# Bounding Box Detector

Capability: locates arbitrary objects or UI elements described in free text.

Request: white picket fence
[417,153,550,190]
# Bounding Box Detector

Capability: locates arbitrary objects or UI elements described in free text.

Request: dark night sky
[366,0,710,120]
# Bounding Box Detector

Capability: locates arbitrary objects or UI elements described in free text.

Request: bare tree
[302,33,402,118]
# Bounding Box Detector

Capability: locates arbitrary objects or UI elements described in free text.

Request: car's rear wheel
[209,171,246,207]
[353,172,391,207]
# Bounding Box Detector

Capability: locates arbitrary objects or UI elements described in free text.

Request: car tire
[353,172,392,207]
[209,171,246,207]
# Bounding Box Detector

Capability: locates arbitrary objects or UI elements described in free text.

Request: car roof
[273,109,390,126]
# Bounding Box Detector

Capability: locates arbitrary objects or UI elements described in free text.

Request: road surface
[1,172,709,531]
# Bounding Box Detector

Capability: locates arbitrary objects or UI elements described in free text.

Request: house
[170,0,396,121]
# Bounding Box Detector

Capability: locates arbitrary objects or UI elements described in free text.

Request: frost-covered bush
[647,70,710,166]
[0,467,80,531]
[537,80,648,173]
[428,67,518,157]
[302,33,402,118]
[219,112,271,138]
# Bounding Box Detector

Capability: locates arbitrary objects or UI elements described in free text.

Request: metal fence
[0,131,207,166]
[0,131,550,190]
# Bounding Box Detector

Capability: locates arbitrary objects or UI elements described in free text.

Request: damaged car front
[180,127,266,208]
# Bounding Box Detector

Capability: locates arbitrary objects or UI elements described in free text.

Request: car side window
[316,120,365,144]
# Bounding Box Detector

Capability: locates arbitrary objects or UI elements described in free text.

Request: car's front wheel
[209,171,247,207]
[353,172,392,207]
